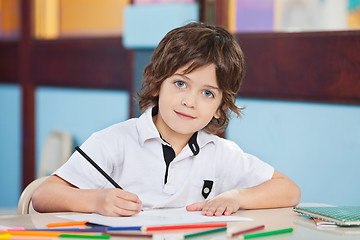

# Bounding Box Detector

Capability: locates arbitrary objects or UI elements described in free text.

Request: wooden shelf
[1,38,133,89]
[0,41,18,83]
[3,31,359,103]
[237,30,360,104]
[32,37,132,89]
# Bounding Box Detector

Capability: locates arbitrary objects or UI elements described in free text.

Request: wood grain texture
[31,37,133,90]
[236,31,360,104]
[0,41,18,83]
[19,0,35,189]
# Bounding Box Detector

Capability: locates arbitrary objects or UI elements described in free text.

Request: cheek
[158,89,176,112]
[158,89,173,105]
[158,85,168,102]
[205,99,223,118]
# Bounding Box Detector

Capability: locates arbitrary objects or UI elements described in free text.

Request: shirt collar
[137,106,161,146]
[197,130,217,148]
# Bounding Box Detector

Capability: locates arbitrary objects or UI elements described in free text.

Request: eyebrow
[172,73,220,91]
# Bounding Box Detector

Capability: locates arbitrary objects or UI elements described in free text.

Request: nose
[181,91,196,107]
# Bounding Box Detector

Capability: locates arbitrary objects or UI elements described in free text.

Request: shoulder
[92,117,138,140]
[88,107,156,149]
[78,118,139,154]
[202,132,243,153]
[197,131,246,164]
[217,136,243,151]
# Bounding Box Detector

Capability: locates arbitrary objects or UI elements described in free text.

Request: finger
[186,201,205,211]
[214,206,226,216]
[115,189,141,203]
[224,206,237,216]
[202,204,216,216]
[225,206,234,216]
[114,197,143,212]
[114,207,141,217]
[203,209,215,216]
[102,204,140,217]
[202,201,222,216]
[224,209,233,216]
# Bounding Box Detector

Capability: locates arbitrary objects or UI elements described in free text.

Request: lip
[175,111,195,120]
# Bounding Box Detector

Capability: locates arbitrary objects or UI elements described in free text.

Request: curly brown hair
[137,22,246,134]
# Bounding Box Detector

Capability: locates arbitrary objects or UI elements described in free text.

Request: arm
[186,170,301,216]
[32,175,142,216]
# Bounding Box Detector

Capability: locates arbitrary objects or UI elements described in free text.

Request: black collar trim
[188,132,200,156]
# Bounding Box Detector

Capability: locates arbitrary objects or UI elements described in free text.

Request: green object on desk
[59,234,110,239]
[183,226,227,239]
[240,228,293,239]
[293,206,360,226]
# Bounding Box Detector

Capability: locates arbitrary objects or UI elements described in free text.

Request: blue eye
[203,90,214,98]
[175,81,186,88]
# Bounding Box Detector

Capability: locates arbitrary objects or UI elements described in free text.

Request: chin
[169,125,196,135]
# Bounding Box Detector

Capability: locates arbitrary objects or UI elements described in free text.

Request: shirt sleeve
[53,133,114,189]
[216,139,274,193]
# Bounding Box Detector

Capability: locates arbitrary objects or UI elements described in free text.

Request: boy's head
[138,22,246,134]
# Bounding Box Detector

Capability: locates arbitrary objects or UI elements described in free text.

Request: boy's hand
[186,189,241,216]
[94,188,142,217]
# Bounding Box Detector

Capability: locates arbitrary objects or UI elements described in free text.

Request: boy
[32,22,301,217]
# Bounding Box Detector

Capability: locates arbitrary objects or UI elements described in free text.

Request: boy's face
[154,63,222,139]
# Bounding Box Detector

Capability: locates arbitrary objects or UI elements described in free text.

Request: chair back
[17,176,48,214]
[38,131,73,177]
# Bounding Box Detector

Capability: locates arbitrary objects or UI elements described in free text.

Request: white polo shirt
[54,107,274,209]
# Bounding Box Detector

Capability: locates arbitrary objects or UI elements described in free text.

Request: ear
[152,89,160,97]
[214,104,227,119]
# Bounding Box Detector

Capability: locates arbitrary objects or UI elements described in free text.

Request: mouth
[175,111,195,120]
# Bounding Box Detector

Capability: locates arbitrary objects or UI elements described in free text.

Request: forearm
[32,178,99,213]
[237,172,301,209]
[32,175,143,216]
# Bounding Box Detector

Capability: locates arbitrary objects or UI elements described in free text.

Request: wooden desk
[0,207,359,239]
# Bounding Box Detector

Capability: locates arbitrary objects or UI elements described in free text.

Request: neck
[153,115,193,156]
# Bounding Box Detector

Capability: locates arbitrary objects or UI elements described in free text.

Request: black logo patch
[202,180,214,199]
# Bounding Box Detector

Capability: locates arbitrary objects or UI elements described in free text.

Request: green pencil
[59,234,110,239]
[239,228,293,239]
[183,227,227,239]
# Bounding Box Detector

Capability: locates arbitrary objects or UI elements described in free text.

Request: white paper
[0,225,11,230]
[59,207,252,227]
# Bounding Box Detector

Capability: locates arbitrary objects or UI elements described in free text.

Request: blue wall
[227,98,360,206]
[0,84,21,207]
[1,84,360,208]
[35,87,130,175]
[0,86,129,208]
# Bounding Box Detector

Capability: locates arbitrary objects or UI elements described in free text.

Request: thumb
[186,201,205,212]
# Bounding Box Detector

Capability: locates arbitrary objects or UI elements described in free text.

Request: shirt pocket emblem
[202,180,214,199]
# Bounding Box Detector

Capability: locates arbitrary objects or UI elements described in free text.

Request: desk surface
[1,207,359,240]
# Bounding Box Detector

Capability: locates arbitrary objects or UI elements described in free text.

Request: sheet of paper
[0,225,11,229]
[59,207,252,227]
[312,218,337,228]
